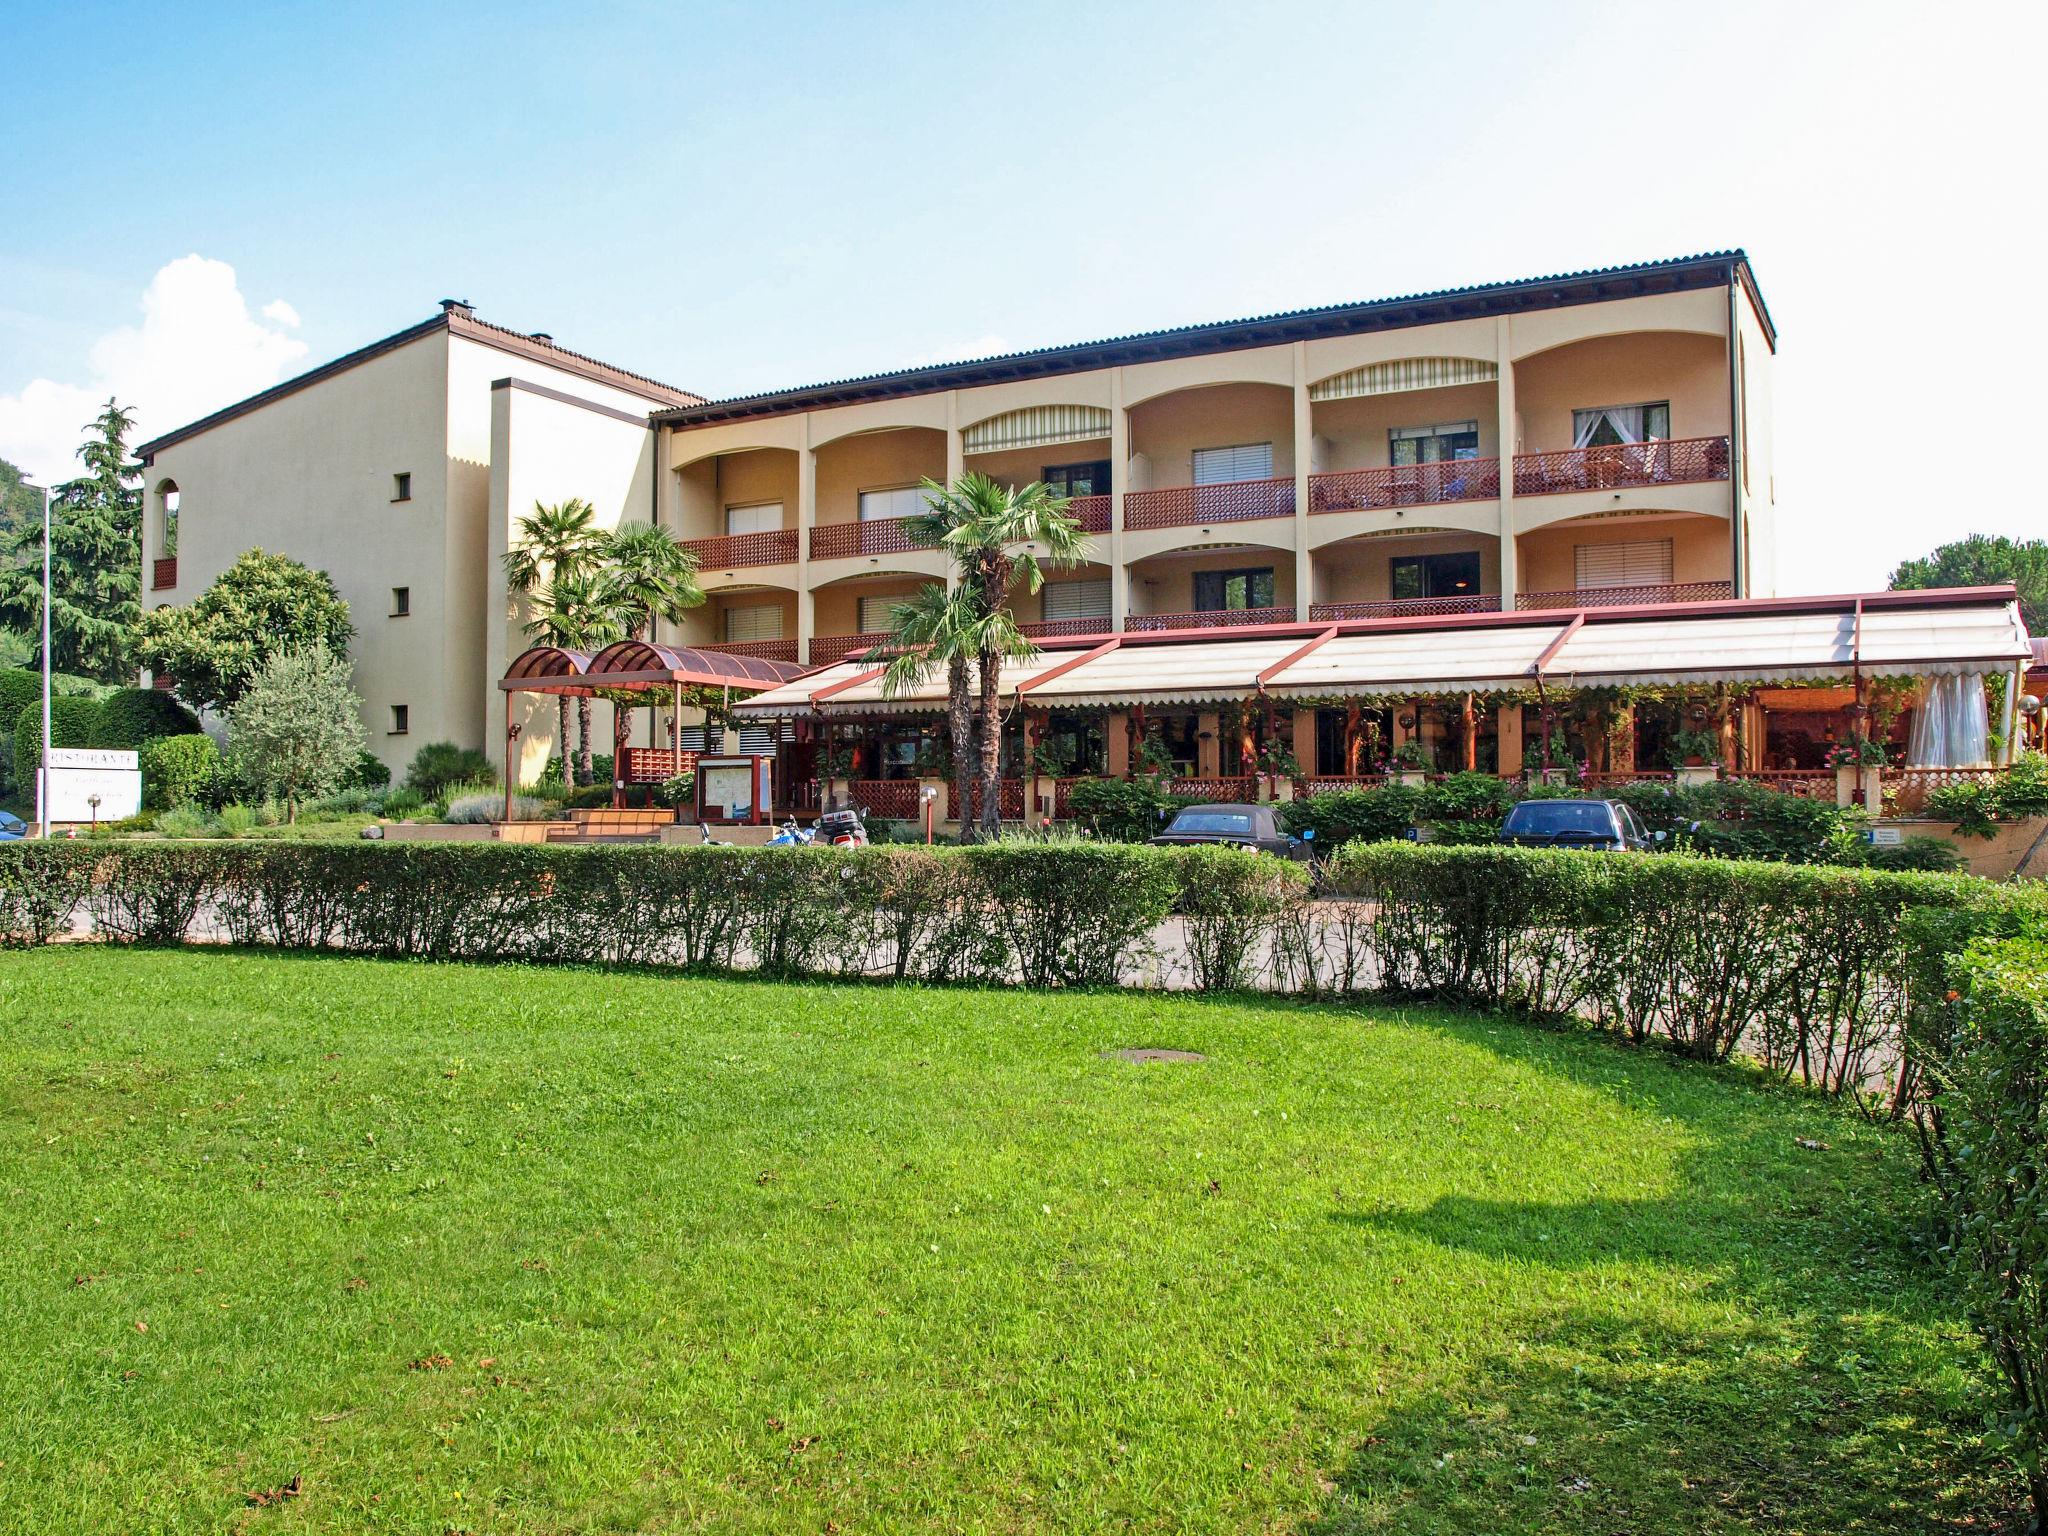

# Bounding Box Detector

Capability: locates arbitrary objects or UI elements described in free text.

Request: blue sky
[3,0,2042,591]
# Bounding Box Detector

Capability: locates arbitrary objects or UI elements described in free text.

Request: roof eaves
[656,249,1757,428]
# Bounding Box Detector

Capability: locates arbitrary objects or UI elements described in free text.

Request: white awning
[734,594,2030,717]
[962,405,1112,456]
[1308,356,1498,402]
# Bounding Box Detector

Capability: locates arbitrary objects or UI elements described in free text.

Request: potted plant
[1666,728,1721,785]
[1392,739,1431,787]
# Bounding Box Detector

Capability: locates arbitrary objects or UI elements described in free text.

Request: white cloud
[0,255,309,484]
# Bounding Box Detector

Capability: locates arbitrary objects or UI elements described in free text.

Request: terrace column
[1292,345,1312,621]
[797,425,816,664]
[1497,704,1523,777]
[1106,712,1131,776]
[1110,371,1130,630]
[945,391,964,488]
[1495,316,1519,611]
[1197,712,1221,777]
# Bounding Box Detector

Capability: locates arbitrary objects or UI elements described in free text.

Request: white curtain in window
[1571,405,1649,447]
[1907,673,1992,767]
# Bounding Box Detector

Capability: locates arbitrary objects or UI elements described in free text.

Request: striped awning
[1309,357,1497,402]
[962,404,1111,456]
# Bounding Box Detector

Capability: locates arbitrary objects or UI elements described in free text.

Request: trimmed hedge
[138,733,223,810]
[1912,925,2048,1523]
[13,695,102,778]
[95,687,201,749]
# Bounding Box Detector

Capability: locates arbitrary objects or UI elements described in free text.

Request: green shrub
[1173,845,1310,991]
[13,695,103,774]
[378,787,427,819]
[1065,777,1184,842]
[1928,752,2048,837]
[345,749,391,789]
[446,792,547,824]
[1918,931,2048,1524]
[216,803,258,835]
[0,842,93,944]
[153,803,211,838]
[139,733,222,811]
[961,843,1180,988]
[1858,835,1966,872]
[405,741,494,797]
[0,669,38,736]
[94,688,201,749]
[1281,784,1426,849]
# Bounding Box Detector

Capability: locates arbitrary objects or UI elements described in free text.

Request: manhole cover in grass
[1108,1048,1207,1064]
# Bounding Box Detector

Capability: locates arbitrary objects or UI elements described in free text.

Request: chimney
[530,332,553,343]
[439,298,475,315]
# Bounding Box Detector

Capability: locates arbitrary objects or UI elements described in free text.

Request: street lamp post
[24,480,54,840]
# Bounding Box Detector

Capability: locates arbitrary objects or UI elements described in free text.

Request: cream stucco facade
[137,252,1779,778]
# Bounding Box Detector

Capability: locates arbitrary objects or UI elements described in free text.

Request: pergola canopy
[734,588,2031,718]
[500,640,809,697]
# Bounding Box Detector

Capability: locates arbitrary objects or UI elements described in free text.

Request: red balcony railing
[1308,459,1500,513]
[1123,476,1295,531]
[1512,435,1730,497]
[809,631,893,663]
[1309,594,1501,622]
[702,638,799,662]
[681,529,798,569]
[1884,765,2008,815]
[810,517,938,560]
[1295,775,1392,796]
[1519,581,1732,610]
[1018,615,1110,640]
[1726,769,1839,800]
[1067,494,1110,533]
[1125,606,1291,633]
[152,556,178,590]
[963,779,1027,821]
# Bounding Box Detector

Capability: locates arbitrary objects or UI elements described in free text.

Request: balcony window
[1040,460,1110,497]
[392,472,412,502]
[1192,443,1273,485]
[1388,421,1479,466]
[1390,551,1481,601]
[1575,538,1674,590]
[856,595,903,635]
[1042,578,1112,623]
[1571,402,1671,448]
[725,501,782,536]
[723,604,782,642]
[1193,567,1275,612]
[389,704,410,735]
[390,586,410,616]
[858,485,927,522]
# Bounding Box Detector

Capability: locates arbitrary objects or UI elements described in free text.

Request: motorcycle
[766,819,816,847]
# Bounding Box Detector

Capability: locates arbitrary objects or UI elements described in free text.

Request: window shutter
[858,486,925,521]
[737,725,776,754]
[725,502,782,536]
[1574,539,1674,590]
[1042,578,1112,621]
[857,595,898,634]
[677,725,710,752]
[1192,442,1273,485]
[723,605,782,642]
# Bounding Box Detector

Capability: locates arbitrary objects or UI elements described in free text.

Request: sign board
[1867,826,1904,846]
[695,754,772,824]
[44,766,142,823]
[50,748,139,771]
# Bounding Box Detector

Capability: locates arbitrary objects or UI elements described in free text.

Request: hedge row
[0,841,1306,992]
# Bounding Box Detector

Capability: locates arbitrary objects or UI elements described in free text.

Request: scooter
[817,805,869,848]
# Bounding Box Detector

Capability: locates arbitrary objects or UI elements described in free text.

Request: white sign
[50,747,139,771]
[45,766,142,823]
[1867,826,1904,846]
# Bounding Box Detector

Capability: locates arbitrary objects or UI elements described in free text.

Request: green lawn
[0,948,2014,1533]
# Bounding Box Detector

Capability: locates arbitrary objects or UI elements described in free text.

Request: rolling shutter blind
[1192,442,1273,484]
[857,595,898,633]
[737,725,777,754]
[1574,539,1674,590]
[858,486,926,521]
[725,502,782,536]
[1042,578,1112,621]
[723,605,782,642]
[676,726,710,752]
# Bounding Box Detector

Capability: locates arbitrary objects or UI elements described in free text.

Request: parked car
[0,810,26,842]
[1150,802,1305,858]
[1498,798,1662,852]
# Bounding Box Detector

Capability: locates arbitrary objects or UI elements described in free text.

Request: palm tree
[893,473,1087,840]
[603,520,705,642]
[870,583,982,836]
[505,499,609,781]
[529,568,629,785]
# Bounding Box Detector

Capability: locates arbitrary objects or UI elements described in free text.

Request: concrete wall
[1127,382,1293,492]
[814,428,945,525]
[1511,331,1729,454]
[1517,513,1731,594]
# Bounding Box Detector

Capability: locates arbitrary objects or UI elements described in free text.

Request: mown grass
[0,947,2017,1533]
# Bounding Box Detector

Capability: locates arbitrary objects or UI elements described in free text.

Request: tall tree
[0,401,142,680]
[0,456,43,550]
[888,474,1085,841]
[1891,534,2048,634]
[602,520,704,642]
[505,499,610,781]
[132,549,353,713]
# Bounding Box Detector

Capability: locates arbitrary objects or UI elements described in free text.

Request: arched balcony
[809,427,947,576]
[673,447,800,575]
[1125,542,1295,631]
[1123,383,1296,552]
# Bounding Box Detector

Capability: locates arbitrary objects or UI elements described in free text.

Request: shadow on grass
[1303,1009,2022,1533]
